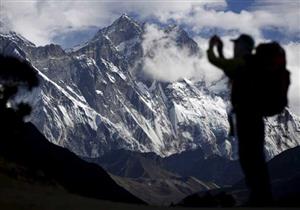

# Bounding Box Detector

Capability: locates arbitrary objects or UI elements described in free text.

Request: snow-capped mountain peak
[0,15,299,160]
[92,14,142,46]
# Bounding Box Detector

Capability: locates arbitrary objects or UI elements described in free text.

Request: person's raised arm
[207,35,244,79]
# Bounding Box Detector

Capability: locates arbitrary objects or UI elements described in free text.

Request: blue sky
[1,0,300,115]
[226,0,254,12]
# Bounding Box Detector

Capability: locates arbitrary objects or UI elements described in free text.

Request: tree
[0,54,39,121]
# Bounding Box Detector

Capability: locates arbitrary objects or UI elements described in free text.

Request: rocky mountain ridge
[0,14,299,160]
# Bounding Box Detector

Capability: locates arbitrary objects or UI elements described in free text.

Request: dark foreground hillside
[177,146,300,207]
[0,164,203,210]
[0,154,295,210]
[0,114,144,205]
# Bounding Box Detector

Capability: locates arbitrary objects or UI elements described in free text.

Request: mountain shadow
[176,146,300,207]
[86,149,245,205]
[90,148,242,186]
[0,55,144,205]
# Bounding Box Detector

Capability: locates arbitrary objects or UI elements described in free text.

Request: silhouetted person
[207,34,273,206]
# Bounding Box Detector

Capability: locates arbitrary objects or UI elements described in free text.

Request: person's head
[231,34,254,58]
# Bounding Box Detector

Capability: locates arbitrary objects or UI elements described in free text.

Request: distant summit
[92,14,142,46]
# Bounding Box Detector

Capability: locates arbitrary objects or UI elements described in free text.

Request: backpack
[254,42,290,117]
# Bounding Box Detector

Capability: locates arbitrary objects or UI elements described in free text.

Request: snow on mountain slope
[1,14,299,160]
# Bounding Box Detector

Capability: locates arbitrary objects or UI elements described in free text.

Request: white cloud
[284,42,300,116]
[2,0,298,44]
[1,0,227,46]
[140,26,234,84]
[250,1,300,38]
[158,4,299,39]
[141,24,202,82]
[2,1,121,45]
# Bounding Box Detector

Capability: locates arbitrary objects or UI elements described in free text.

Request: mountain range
[1,14,299,161]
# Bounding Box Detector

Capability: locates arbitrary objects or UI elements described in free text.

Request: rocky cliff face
[1,15,299,159]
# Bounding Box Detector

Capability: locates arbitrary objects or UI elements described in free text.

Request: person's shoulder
[243,54,256,66]
[244,54,255,61]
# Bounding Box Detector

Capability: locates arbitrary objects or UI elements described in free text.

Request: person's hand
[217,38,223,51]
[209,35,221,49]
[209,35,218,49]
